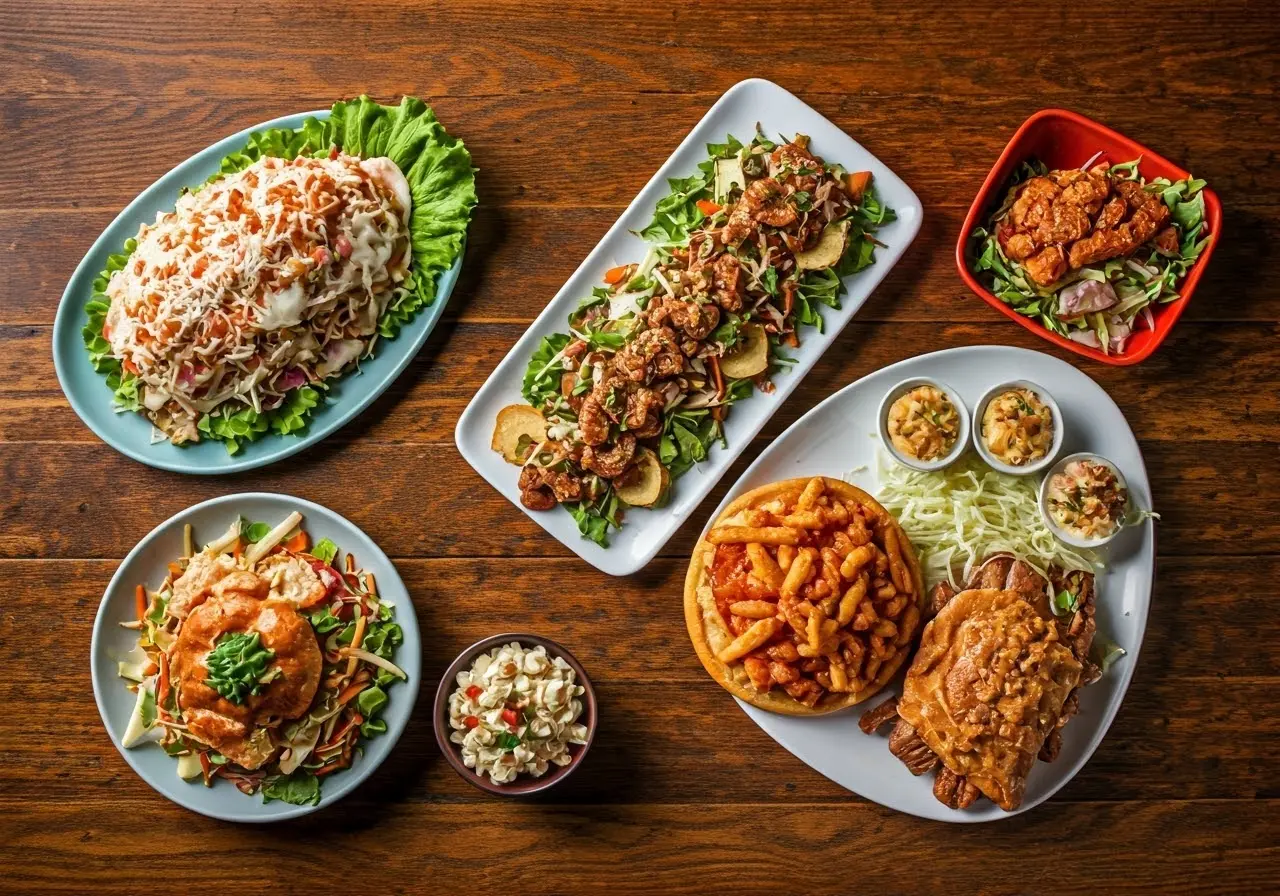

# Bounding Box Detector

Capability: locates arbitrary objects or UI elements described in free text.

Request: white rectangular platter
[455,78,923,575]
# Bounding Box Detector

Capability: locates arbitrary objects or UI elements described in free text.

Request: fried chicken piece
[1034,200,1093,245]
[1024,245,1068,286]
[1094,195,1127,231]
[711,253,745,312]
[933,766,982,809]
[1070,179,1170,269]
[1052,168,1110,215]
[518,464,582,509]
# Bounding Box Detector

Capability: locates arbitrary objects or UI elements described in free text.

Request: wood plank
[1,0,1275,101]
[5,553,1275,681]
[4,320,1280,445]
[3,94,1274,215]
[0,430,1274,559]
[0,799,1275,895]
[0,677,1274,804]
[4,205,1273,327]
[3,554,1275,801]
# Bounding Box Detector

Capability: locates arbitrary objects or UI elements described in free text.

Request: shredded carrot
[135,585,147,621]
[337,679,367,706]
[696,199,723,216]
[122,358,140,376]
[364,572,378,598]
[167,560,184,577]
[143,661,159,677]
[603,264,629,285]
[314,762,348,777]
[846,170,872,201]
[709,355,725,400]
[284,530,308,553]
[232,537,243,561]
[157,653,171,708]
[345,613,368,678]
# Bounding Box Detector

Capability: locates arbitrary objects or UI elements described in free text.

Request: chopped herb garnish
[204,631,275,705]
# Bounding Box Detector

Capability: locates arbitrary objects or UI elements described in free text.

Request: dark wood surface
[2,1,1278,892]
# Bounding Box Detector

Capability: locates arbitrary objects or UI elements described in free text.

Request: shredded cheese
[104,152,412,443]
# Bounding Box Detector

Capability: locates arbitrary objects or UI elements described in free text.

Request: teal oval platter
[52,110,464,474]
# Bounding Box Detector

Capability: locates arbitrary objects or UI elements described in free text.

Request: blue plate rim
[52,108,464,475]
[89,491,423,822]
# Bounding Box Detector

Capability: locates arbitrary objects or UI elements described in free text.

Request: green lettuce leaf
[261,772,321,806]
[83,95,476,454]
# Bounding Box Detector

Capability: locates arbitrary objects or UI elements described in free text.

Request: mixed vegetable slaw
[117,513,406,806]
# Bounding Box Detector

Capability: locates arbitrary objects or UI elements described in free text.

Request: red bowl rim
[433,633,597,796]
[954,107,1222,366]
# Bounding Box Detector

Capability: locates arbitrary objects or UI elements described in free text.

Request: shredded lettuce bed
[82,96,477,454]
[873,453,1097,588]
[966,158,1209,355]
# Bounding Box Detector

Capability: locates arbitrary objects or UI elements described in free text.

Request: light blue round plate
[90,493,422,822]
[52,110,464,474]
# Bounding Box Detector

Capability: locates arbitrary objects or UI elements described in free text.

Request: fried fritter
[996,165,1172,286]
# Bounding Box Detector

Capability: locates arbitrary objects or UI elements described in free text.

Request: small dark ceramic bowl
[433,633,597,796]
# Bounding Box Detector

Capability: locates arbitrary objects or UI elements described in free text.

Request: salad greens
[519,130,895,547]
[967,157,1210,354]
[83,96,477,454]
[119,516,407,808]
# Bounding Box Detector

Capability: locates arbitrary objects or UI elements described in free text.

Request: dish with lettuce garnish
[966,155,1209,355]
[116,511,406,806]
[491,130,896,546]
[82,97,476,454]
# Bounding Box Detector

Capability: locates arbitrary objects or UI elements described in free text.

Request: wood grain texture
[2,0,1279,892]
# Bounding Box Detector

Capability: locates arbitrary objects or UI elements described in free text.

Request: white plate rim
[89,492,422,822]
[455,77,924,575]
[700,344,1152,822]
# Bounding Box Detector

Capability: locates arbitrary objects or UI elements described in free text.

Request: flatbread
[684,477,926,716]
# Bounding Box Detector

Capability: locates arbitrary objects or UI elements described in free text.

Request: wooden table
[3,1,1277,892]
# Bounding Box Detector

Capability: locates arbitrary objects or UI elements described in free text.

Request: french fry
[707,526,802,546]
[837,573,868,625]
[746,543,785,591]
[829,660,849,692]
[781,511,825,530]
[729,600,780,619]
[716,618,782,664]
[796,477,825,511]
[780,547,817,599]
[884,525,911,594]
[839,544,875,581]
[807,607,823,652]
[776,544,796,572]
[896,605,921,646]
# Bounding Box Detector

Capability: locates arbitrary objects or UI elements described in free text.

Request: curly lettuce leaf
[84,96,476,453]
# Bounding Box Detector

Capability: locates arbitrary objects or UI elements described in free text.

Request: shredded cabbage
[871,453,1097,588]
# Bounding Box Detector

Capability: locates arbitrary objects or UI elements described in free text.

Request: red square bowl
[955,108,1221,366]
